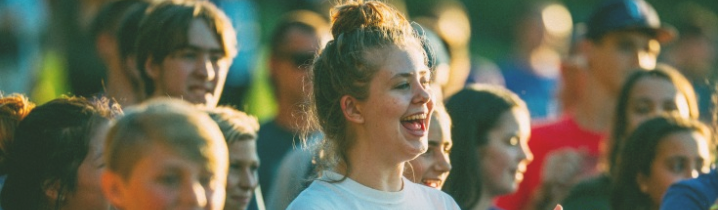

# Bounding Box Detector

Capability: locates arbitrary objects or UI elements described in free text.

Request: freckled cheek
[379,97,406,116]
[142,185,176,208]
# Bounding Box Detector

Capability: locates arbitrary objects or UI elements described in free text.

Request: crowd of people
[0,0,717,209]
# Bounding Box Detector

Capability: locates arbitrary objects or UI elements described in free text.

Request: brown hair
[608,64,699,173]
[0,94,35,174]
[1,96,121,210]
[104,99,227,179]
[442,84,528,209]
[611,115,710,210]
[306,0,426,176]
[136,0,237,96]
[206,106,260,144]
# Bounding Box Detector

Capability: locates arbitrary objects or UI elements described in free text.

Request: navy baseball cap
[586,0,675,43]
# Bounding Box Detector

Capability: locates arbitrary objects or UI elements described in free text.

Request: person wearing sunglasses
[257,10,330,206]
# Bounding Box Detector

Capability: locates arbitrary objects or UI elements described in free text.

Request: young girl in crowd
[611,115,711,210]
[206,106,261,210]
[1,96,121,210]
[442,85,532,210]
[561,65,699,210]
[287,1,459,209]
[403,104,452,189]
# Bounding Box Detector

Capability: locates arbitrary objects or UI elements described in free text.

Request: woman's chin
[402,138,427,158]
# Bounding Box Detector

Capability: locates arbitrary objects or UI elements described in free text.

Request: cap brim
[653,24,677,43]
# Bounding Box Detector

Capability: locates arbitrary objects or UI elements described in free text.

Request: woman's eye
[423,148,435,156]
[395,82,410,89]
[632,104,651,115]
[669,160,686,173]
[199,175,213,186]
[158,174,180,186]
[443,146,452,154]
[420,79,430,87]
[230,163,241,170]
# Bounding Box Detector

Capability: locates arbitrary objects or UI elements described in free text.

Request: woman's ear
[636,173,649,193]
[341,95,364,124]
[43,179,61,202]
[101,171,126,209]
[144,56,160,80]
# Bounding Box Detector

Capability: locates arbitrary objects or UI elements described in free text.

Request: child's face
[224,140,259,210]
[106,143,227,210]
[63,125,111,210]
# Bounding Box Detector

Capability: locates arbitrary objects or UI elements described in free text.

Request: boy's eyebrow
[177,45,226,54]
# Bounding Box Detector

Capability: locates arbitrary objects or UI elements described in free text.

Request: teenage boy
[136,0,237,108]
[101,99,229,210]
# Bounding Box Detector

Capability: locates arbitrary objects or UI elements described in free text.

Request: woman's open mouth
[422,178,443,189]
[401,113,427,136]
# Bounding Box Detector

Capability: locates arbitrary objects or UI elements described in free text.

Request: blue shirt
[257,120,300,200]
[661,169,718,210]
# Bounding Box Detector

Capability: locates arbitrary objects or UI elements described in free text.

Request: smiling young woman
[286,1,459,209]
[443,85,532,210]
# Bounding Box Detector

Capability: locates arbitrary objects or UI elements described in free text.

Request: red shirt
[495,116,605,210]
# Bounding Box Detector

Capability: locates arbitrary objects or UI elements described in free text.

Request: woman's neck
[338,141,406,192]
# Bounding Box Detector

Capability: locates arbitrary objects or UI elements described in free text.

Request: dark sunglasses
[287,52,316,68]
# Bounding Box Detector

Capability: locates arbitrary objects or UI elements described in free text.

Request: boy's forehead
[187,19,223,51]
[135,142,219,172]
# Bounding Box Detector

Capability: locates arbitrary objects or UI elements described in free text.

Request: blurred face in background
[224,140,259,210]
[480,108,532,196]
[271,27,321,103]
[61,126,111,210]
[626,76,690,133]
[586,31,661,94]
[404,115,452,189]
[637,130,710,207]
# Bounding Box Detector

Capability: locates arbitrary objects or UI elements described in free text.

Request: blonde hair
[206,106,260,144]
[104,99,227,179]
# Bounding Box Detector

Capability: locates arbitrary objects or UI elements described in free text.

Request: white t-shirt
[287,171,460,210]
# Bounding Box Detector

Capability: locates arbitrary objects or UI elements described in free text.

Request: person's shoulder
[666,171,718,197]
[562,175,611,209]
[287,181,341,210]
[258,119,279,134]
[571,175,611,193]
[661,170,718,210]
[406,181,460,209]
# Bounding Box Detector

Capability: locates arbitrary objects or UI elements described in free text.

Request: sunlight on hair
[541,4,573,38]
